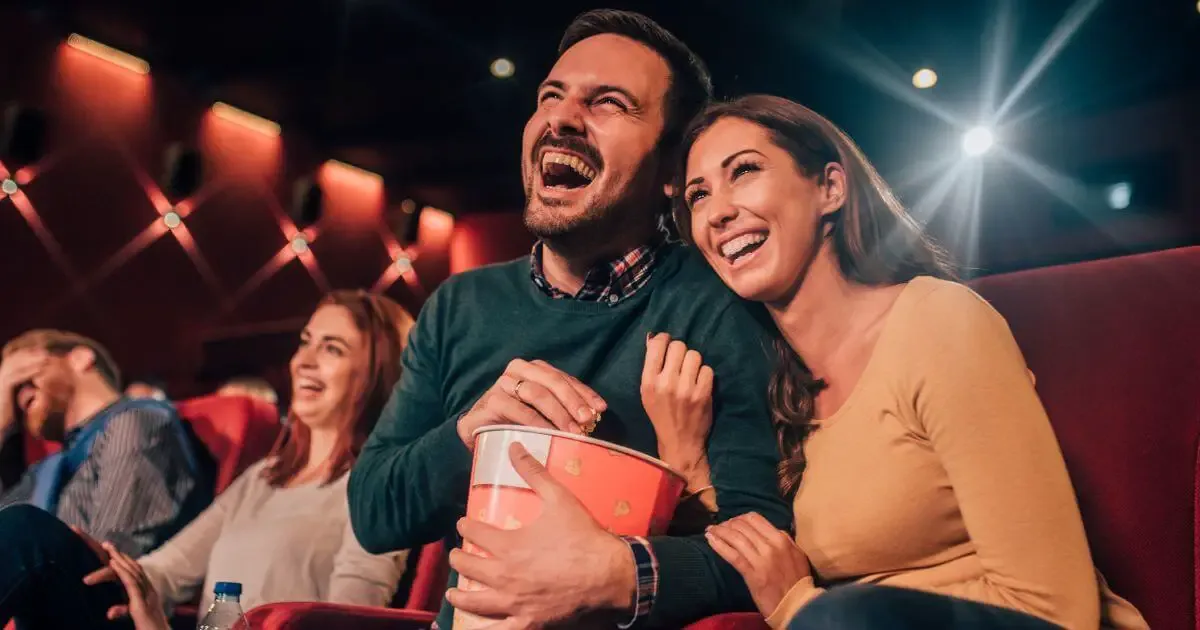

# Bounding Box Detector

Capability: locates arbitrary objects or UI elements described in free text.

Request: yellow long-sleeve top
[767,278,1147,630]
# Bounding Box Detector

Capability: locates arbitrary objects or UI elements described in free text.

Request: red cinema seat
[239,541,447,630]
[400,540,451,613]
[971,246,1200,630]
[175,394,283,494]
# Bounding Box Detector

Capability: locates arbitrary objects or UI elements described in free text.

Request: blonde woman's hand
[641,333,714,489]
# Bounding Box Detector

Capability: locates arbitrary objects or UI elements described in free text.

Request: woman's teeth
[720,233,768,261]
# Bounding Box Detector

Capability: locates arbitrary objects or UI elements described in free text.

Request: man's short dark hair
[559,9,713,157]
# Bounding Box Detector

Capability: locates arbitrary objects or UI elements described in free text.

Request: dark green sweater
[348,244,790,628]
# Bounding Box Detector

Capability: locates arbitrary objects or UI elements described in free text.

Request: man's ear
[65,346,96,375]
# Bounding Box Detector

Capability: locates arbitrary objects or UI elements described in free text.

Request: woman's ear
[820,162,847,217]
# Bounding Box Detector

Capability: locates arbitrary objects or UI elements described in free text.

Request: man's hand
[0,348,47,434]
[457,359,607,450]
[705,513,811,618]
[641,333,714,488]
[446,443,635,627]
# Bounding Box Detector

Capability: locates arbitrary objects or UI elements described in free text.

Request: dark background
[1,0,1197,401]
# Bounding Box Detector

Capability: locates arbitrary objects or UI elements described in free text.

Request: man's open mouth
[539,150,598,190]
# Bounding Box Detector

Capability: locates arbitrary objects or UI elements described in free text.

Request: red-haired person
[76,290,415,630]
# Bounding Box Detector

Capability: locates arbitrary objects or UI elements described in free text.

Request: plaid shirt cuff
[617,536,659,629]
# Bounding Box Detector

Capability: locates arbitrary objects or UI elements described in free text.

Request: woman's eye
[732,162,761,178]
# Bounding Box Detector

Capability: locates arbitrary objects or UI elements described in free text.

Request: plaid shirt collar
[529,239,665,305]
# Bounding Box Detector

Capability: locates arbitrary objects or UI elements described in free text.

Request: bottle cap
[214,581,242,596]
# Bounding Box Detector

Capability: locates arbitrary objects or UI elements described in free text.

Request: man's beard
[523,193,622,240]
[25,378,72,443]
[522,166,659,252]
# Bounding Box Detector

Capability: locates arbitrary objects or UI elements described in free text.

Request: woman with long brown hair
[641,95,1146,629]
[83,290,415,629]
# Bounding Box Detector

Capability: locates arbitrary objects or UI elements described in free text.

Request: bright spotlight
[395,254,413,273]
[0,179,17,195]
[290,235,309,254]
[912,68,938,89]
[962,127,995,157]
[162,210,182,229]
[1105,182,1132,210]
[490,58,515,79]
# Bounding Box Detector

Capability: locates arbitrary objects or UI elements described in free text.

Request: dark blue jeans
[788,584,1062,630]
[0,504,131,629]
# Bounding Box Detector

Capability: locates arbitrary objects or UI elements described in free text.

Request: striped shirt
[0,401,208,556]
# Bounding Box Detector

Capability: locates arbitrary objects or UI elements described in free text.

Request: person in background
[216,376,278,406]
[83,290,415,630]
[0,329,207,627]
[348,10,790,629]
[649,94,1148,629]
[125,377,169,402]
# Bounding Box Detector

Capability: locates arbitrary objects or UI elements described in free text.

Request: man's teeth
[541,151,597,181]
[720,233,768,260]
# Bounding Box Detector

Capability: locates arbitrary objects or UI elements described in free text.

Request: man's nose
[545,98,587,137]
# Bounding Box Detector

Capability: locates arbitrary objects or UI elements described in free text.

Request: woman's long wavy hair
[674,95,957,497]
[262,290,414,487]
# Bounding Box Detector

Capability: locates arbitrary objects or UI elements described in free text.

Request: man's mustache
[531,134,604,172]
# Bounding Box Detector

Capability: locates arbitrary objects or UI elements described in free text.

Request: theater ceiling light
[290,234,310,254]
[490,58,515,79]
[1105,182,1132,210]
[912,68,938,89]
[211,102,281,137]
[66,34,149,75]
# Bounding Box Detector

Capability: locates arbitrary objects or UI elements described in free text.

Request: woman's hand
[83,542,170,630]
[641,333,714,488]
[706,513,812,618]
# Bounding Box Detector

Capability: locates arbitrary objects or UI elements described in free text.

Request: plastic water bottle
[198,581,248,630]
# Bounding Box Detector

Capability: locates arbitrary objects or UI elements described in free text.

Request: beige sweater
[767,278,1147,630]
[139,460,407,614]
